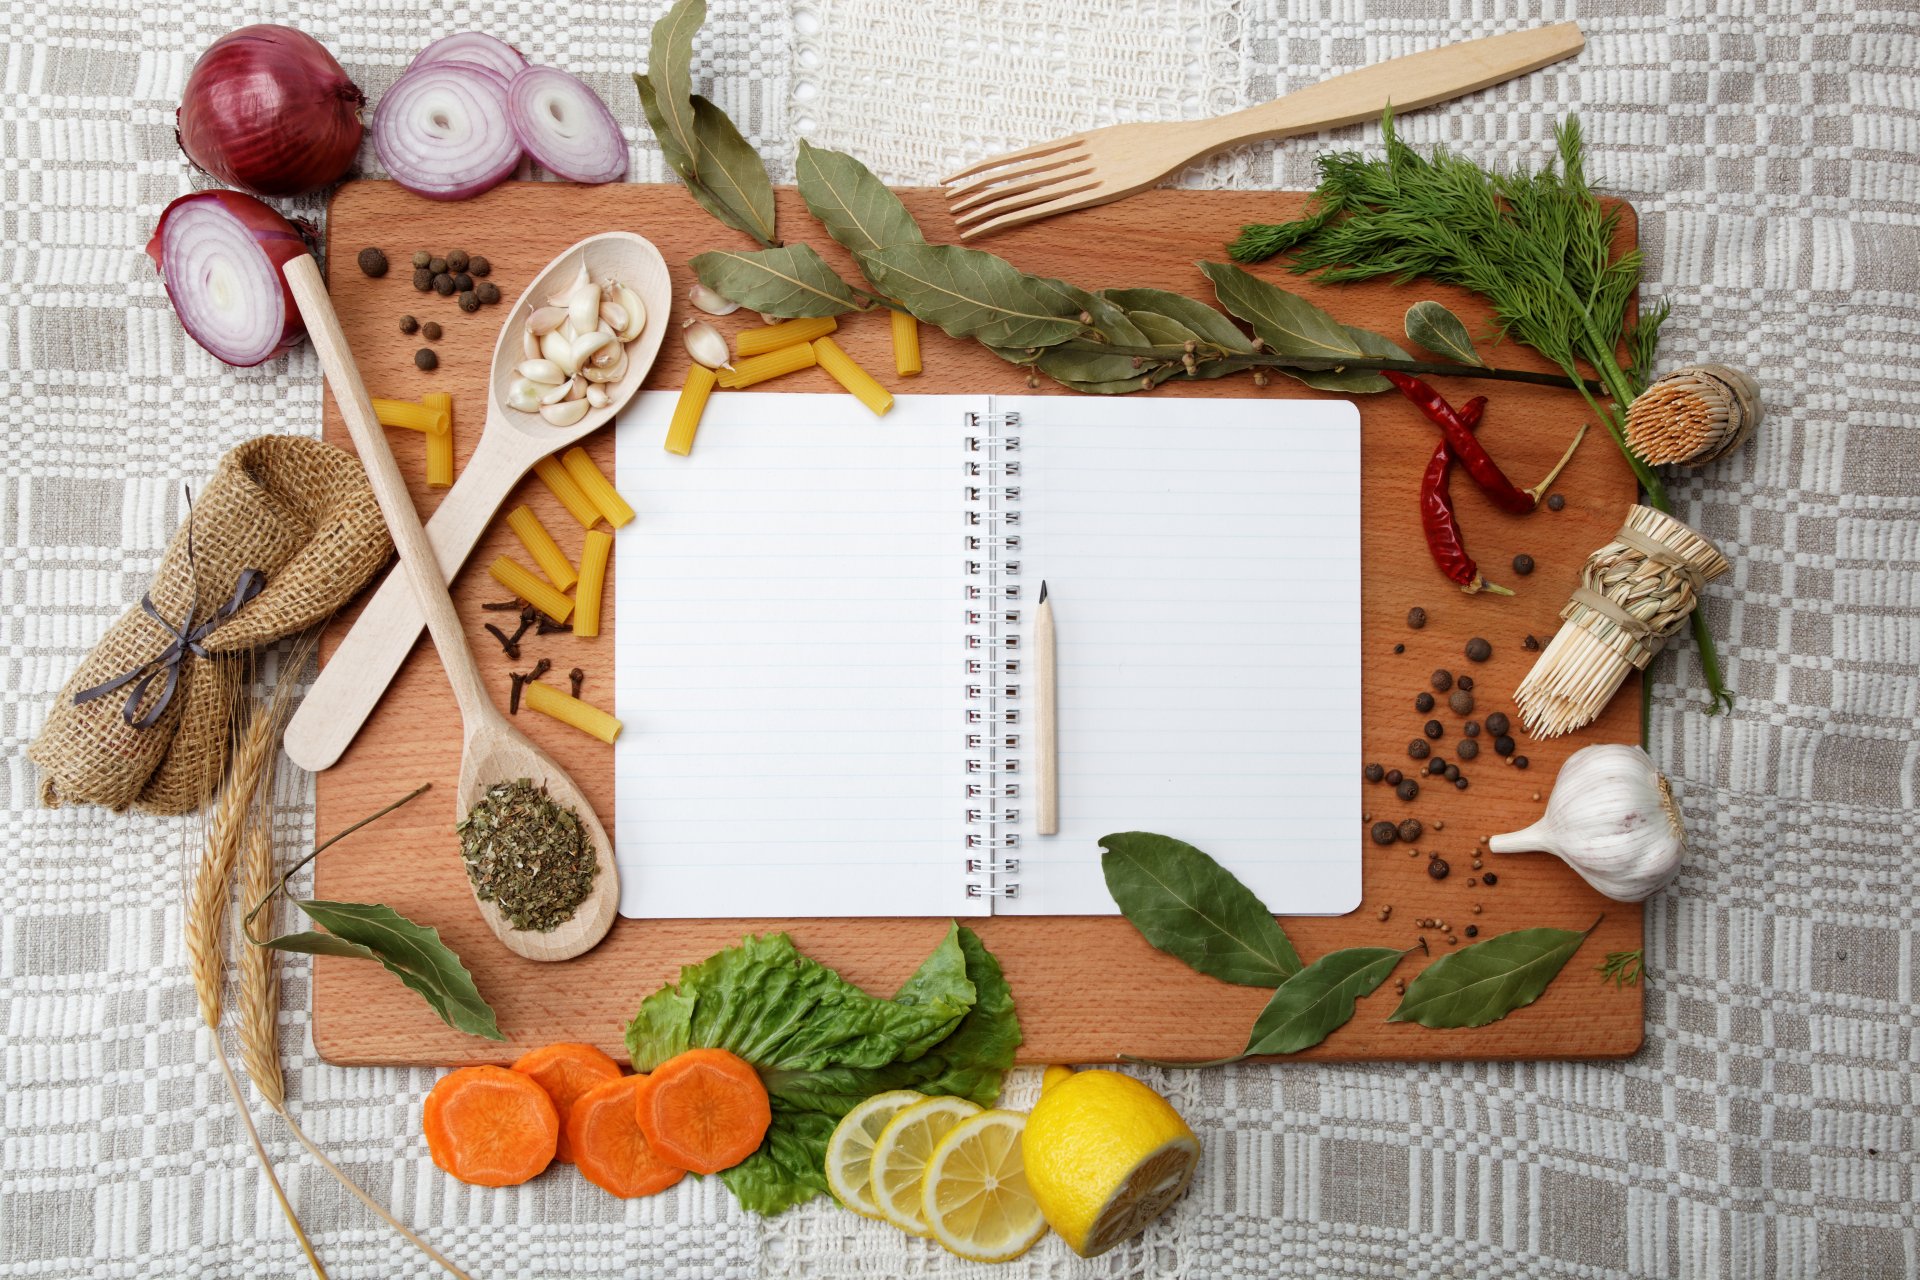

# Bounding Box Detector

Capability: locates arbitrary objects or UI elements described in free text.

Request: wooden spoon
[282,231,670,773]
[286,254,618,963]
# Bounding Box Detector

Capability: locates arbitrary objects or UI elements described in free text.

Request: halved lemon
[869,1094,981,1235]
[1022,1069,1201,1257]
[920,1109,1048,1262]
[823,1089,928,1219]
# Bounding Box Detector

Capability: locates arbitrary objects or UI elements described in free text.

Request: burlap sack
[30,435,392,813]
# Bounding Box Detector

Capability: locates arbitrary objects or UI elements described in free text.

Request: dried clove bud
[481,599,523,611]
[569,667,585,698]
[483,622,521,660]
[508,671,526,714]
[527,657,552,683]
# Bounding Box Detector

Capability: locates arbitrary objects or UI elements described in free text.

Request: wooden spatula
[942,22,1584,238]
[285,255,619,963]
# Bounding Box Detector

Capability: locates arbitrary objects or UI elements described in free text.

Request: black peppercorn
[1370,821,1398,846]
[1463,720,1481,737]
[433,273,456,296]
[459,290,481,313]
[398,315,419,335]
[1392,643,1405,654]
[1397,818,1422,843]
[357,246,388,277]
[412,250,432,269]
[1385,769,1403,786]
[447,249,470,272]
[1485,712,1510,736]
[1396,778,1419,802]
[413,268,434,291]
[1512,553,1535,575]
[1424,719,1443,740]
[1456,738,1479,760]
[1426,758,1446,776]
[1493,735,1515,756]
[414,348,437,371]
[1443,763,1460,782]
[1365,763,1385,783]
[1546,493,1565,511]
[1454,776,1469,790]
[1415,691,1435,713]
[475,281,500,304]
[1465,637,1492,662]
[452,272,474,293]
[1456,675,1474,692]
[1449,689,1474,716]
[1408,739,1430,760]
[1513,755,1529,770]
[1427,858,1449,880]
[1464,925,1478,938]
[1481,872,1497,885]
[469,255,491,277]
[1407,607,1427,629]
[428,256,448,275]
[1523,634,1541,651]
[421,321,442,341]
[1431,668,1453,692]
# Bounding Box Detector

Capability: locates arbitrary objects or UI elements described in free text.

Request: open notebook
[612,392,1361,919]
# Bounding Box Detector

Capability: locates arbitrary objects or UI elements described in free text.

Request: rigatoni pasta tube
[371,397,451,435]
[534,455,602,527]
[890,310,922,377]
[523,680,622,744]
[488,556,574,622]
[665,365,717,457]
[715,343,816,390]
[424,392,454,488]
[573,529,613,638]
[813,337,893,417]
[734,315,838,357]
[560,447,635,528]
[505,505,578,592]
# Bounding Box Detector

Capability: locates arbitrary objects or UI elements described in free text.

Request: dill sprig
[1231,114,1731,714]
[1596,949,1644,988]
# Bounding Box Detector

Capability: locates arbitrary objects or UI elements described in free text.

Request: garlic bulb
[1487,744,1685,901]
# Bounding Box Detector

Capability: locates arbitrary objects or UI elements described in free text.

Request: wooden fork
[941,22,1583,238]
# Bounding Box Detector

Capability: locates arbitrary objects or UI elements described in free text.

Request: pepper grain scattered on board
[1370,821,1398,846]
[476,281,501,305]
[412,250,432,269]
[1449,689,1475,716]
[1385,769,1403,786]
[399,315,419,335]
[1365,763,1385,783]
[1457,738,1479,760]
[1427,858,1450,880]
[414,348,437,371]
[1409,739,1430,760]
[1396,778,1419,802]
[1397,818,1422,843]
[447,249,469,272]
[357,247,388,277]
[1415,691,1435,713]
[413,268,434,291]
[1512,553,1535,575]
[1431,669,1453,692]
[1465,637,1492,663]
[1407,607,1427,629]
[422,321,442,341]
[1485,712,1510,736]
[1547,493,1566,511]
[1424,719,1443,740]
[469,255,491,277]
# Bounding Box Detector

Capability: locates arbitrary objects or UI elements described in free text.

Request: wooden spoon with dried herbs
[285,256,619,962]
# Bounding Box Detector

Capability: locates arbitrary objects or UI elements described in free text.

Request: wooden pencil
[1035,581,1057,836]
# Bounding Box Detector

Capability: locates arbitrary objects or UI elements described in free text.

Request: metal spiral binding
[962,410,1022,902]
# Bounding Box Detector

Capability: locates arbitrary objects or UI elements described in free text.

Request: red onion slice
[407,31,528,85]
[506,66,628,185]
[145,190,313,367]
[373,62,522,201]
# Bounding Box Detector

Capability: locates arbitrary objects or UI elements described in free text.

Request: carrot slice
[423,1065,558,1187]
[568,1074,688,1198]
[512,1042,623,1163]
[631,1048,771,1175]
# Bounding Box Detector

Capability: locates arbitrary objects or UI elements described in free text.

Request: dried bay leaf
[1242,946,1405,1056]
[856,244,1085,349]
[1405,300,1485,366]
[637,77,769,243]
[1099,831,1302,986]
[261,900,503,1040]
[1101,287,1255,354]
[644,0,703,177]
[1286,325,1413,395]
[1199,260,1365,360]
[796,141,924,254]
[1387,923,1596,1029]
[689,94,777,246]
[692,245,865,317]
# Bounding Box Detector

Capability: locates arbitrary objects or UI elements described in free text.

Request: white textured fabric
[4,1,1918,1277]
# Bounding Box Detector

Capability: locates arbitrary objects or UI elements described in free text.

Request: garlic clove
[586,383,611,409]
[540,397,590,427]
[571,330,614,367]
[568,282,603,336]
[547,263,590,307]
[538,375,578,406]
[682,319,732,370]
[541,330,577,376]
[516,359,566,385]
[528,306,568,337]
[581,346,628,383]
[506,378,543,413]
[1487,744,1685,902]
[599,300,628,333]
[521,326,542,361]
[688,282,740,316]
[613,285,646,342]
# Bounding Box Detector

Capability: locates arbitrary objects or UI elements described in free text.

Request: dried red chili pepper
[1384,371,1585,513]
[1421,394,1513,596]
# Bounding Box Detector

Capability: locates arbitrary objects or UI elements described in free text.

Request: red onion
[177,25,364,198]
[506,66,628,185]
[408,31,528,84]
[145,190,314,367]
[372,62,522,201]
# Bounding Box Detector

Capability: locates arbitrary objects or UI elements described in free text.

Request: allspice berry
[433,274,456,296]
[446,249,470,272]
[468,255,492,277]
[412,268,434,291]
[414,348,438,371]
[1449,688,1474,716]
[411,250,432,269]
[451,272,474,293]
[427,256,448,275]
[1407,607,1427,629]
[1370,821,1399,846]
[421,321,442,342]
[1427,858,1450,880]
[475,281,501,305]
[1397,818,1422,843]
[458,290,481,313]
[1431,668,1454,692]
[398,315,419,335]
[356,246,388,277]
[1396,778,1419,802]
[1465,637,1492,662]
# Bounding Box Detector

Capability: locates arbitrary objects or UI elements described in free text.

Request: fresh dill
[1596,949,1644,988]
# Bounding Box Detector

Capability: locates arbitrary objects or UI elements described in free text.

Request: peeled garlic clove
[516,359,566,385]
[528,306,568,336]
[600,300,628,332]
[614,285,647,342]
[1487,744,1685,902]
[586,383,611,408]
[542,330,577,375]
[688,282,739,316]
[682,319,732,369]
[568,282,602,336]
[541,397,590,427]
[506,378,543,412]
[548,263,590,307]
[521,327,542,361]
[539,375,578,406]
[591,338,623,369]
[582,347,629,383]
[572,330,614,367]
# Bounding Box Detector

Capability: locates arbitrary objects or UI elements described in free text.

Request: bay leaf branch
[692,246,867,317]
[855,244,1086,349]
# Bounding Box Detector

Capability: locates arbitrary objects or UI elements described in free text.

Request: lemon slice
[920,1109,1048,1262]
[869,1095,981,1235]
[1022,1070,1201,1257]
[824,1089,927,1219]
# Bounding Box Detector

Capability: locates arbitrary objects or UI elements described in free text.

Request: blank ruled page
[612,393,980,919]
[997,395,1363,916]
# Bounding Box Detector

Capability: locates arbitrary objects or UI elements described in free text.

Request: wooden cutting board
[312,179,1644,1067]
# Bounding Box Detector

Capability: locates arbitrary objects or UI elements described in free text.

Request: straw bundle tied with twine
[1623,364,1762,467]
[1515,506,1730,738]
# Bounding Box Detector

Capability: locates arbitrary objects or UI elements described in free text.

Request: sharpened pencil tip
[1039,580,1048,603]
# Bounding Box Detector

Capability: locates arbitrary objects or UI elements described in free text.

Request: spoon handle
[285,256,498,733]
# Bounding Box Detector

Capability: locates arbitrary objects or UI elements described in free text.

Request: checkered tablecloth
[4,2,1915,1276]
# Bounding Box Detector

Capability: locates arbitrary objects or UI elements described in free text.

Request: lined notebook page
[994,395,1363,916]
[612,393,981,919]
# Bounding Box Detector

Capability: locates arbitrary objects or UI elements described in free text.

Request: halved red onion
[506,66,628,185]
[407,31,528,85]
[145,190,314,367]
[372,61,522,201]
